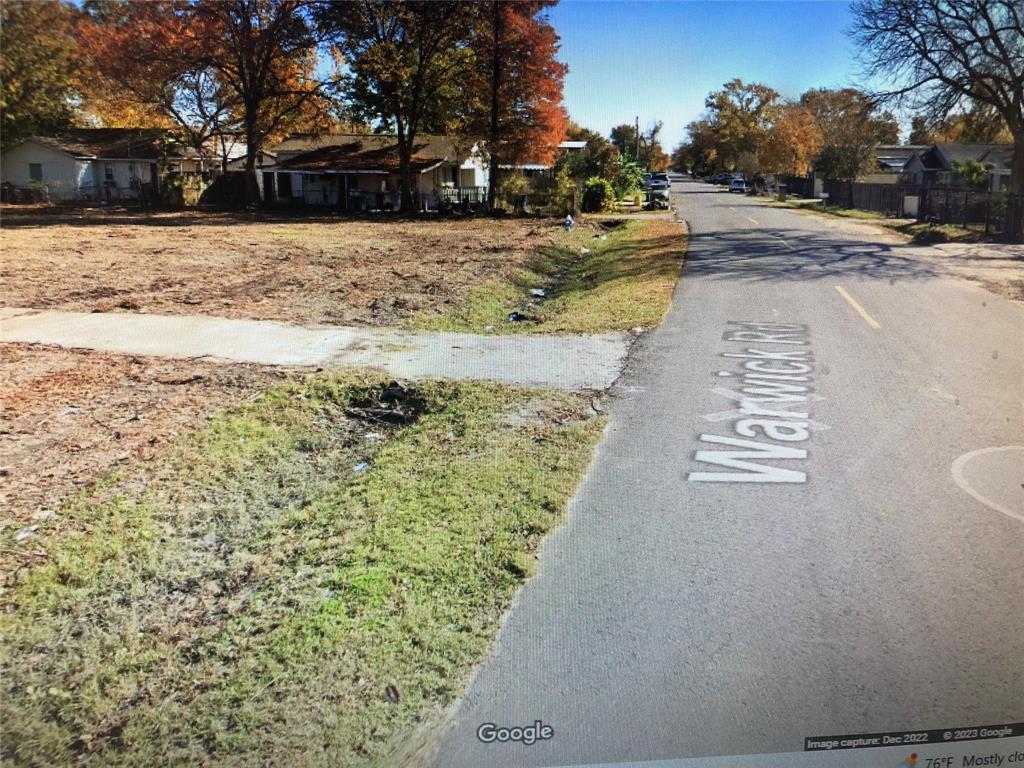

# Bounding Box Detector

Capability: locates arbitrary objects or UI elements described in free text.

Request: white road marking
[951,446,1024,523]
[747,217,759,225]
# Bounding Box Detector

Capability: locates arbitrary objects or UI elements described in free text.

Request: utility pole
[635,115,640,163]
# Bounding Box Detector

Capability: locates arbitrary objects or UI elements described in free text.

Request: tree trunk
[487,2,504,211]
[396,126,414,213]
[244,121,260,206]
[1011,132,1024,243]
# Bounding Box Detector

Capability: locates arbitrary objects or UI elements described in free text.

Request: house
[903,143,1014,191]
[0,128,205,202]
[266,133,489,210]
[498,139,590,177]
[860,145,927,183]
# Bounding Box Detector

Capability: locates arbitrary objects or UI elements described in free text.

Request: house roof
[871,145,926,171]
[274,134,479,174]
[932,143,1014,170]
[18,128,201,160]
[274,133,477,158]
[558,140,588,150]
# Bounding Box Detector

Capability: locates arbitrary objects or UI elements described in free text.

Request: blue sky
[548,1,865,148]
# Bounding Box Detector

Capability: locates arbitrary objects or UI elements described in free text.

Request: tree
[555,122,618,181]
[613,159,645,199]
[851,0,1024,236]
[800,87,889,181]
[610,120,669,170]
[703,79,781,170]
[908,116,933,144]
[670,141,690,173]
[469,1,568,210]
[680,118,720,174]
[642,122,670,171]
[195,0,329,202]
[77,1,236,166]
[0,0,79,145]
[316,1,474,211]
[610,122,640,162]
[932,105,1013,143]
[757,103,822,177]
[952,158,994,189]
[82,0,329,200]
[873,110,901,144]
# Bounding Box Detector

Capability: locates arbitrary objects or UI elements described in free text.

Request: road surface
[431,179,1024,766]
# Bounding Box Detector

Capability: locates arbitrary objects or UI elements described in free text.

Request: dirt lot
[0,206,553,326]
[0,344,288,540]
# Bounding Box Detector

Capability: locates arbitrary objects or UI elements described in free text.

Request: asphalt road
[430,179,1024,767]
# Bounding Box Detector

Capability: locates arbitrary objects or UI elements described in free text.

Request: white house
[0,128,203,202]
[265,133,489,211]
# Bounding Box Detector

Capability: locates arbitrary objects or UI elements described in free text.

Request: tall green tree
[0,0,79,145]
[316,1,474,211]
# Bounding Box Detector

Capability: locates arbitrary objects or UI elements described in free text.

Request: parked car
[729,178,750,193]
[650,172,670,186]
[648,180,671,200]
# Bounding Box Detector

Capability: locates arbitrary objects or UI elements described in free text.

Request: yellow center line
[834,285,882,330]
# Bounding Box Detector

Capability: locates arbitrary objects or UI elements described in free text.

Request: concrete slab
[0,309,630,391]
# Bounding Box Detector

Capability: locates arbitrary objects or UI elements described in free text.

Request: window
[28,163,42,182]
[104,163,114,183]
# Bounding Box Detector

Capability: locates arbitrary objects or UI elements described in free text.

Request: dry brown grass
[0,206,554,326]
[0,344,286,528]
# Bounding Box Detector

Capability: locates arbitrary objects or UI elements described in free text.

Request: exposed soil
[0,344,288,531]
[0,206,555,326]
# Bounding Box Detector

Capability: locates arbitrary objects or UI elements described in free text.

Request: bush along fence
[821,179,1024,242]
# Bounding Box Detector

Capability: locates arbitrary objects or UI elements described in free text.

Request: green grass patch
[1,374,604,767]
[411,218,685,335]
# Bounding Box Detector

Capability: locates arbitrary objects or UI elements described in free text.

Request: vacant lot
[1,374,603,767]
[0,344,286,531]
[0,207,552,326]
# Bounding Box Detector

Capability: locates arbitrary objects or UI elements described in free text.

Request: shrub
[613,161,645,200]
[543,166,577,216]
[581,177,615,212]
[497,174,531,213]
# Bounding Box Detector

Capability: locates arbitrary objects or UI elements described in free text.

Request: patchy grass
[412,218,686,335]
[769,198,993,243]
[888,221,990,244]
[768,199,888,221]
[1,373,604,767]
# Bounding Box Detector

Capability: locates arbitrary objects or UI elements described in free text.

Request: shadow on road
[685,227,943,283]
